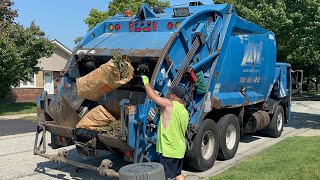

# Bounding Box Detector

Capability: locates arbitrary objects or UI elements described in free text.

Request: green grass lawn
[0,102,37,116]
[211,136,320,180]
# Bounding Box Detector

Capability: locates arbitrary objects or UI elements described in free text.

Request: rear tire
[217,114,240,160]
[185,119,219,171]
[266,105,284,138]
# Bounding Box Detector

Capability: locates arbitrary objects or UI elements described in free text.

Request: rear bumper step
[34,124,119,177]
[34,149,119,177]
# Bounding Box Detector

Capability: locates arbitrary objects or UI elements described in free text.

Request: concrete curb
[294,125,320,136]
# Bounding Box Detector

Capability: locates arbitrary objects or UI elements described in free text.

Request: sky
[13,0,213,50]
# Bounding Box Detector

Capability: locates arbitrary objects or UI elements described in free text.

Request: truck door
[292,70,303,95]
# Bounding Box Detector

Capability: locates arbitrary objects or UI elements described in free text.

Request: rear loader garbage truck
[34,2,292,176]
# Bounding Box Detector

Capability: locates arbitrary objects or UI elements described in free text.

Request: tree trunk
[306,78,311,92]
[316,77,319,92]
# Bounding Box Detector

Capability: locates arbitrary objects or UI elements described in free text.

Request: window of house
[19,73,36,88]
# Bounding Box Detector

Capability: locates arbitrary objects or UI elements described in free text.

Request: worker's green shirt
[156,101,189,159]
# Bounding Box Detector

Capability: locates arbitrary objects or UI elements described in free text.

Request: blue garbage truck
[34,2,292,175]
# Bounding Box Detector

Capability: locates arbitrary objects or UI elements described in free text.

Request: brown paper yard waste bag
[76,55,134,101]
[76,105,116,130]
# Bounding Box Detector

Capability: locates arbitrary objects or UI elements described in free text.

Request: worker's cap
[169,85,186,99]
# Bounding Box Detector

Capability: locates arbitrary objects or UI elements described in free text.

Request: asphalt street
[0,101,319,180]
[0,119,36,136]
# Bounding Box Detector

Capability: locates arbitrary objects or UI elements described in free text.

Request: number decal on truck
[239,77,261,84]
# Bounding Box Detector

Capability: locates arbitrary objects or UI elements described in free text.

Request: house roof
[51,39,72,55]
[37,40,72,71]
[37,53,69,71]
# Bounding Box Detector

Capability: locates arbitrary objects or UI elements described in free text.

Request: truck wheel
[185,119,219,171]
[217,114,240,160]
[266,105,284,138]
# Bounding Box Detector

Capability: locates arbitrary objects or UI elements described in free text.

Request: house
[9,39,72,102]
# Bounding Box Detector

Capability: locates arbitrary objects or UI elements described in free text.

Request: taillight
[125,150,131,157]
[143,27,151,32]
[134,21,138,26]
[61,136,66,142]
[124,9,133,17]
[129,22,133,31]
[167,22,174,29]
[135,27,142,32]
[176,22,181,28]
[141,21,144,26]
[153,21,157,31]
[115,24,120,31]
[109,24,114,31]
[147,21,151,26]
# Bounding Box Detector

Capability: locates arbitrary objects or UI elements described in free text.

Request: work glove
[141,75,149,86]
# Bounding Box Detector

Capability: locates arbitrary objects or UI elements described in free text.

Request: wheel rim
[277,112,283,131]
[226,124,237,150]
[201,131,215,160]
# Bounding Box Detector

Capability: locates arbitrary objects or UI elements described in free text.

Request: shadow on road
[289,111,320,130]
[240,135,261,143]
[34,148,128,179]
[0,119,36,136]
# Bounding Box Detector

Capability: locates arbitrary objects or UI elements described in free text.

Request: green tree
[0,0,17,23]
[84,8,109,30]
[0,0,54,97]
[285,0,320,90]
[216,0,320,90]
[84,0,170,30]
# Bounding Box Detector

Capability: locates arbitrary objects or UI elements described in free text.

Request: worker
[141,75,189,180]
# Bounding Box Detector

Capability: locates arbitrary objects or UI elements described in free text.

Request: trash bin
[119,162,165,180]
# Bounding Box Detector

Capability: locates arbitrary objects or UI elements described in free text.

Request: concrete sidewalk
[0,113,37,120]
[296,125,320,136]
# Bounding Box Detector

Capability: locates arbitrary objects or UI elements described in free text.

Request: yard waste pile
[75,105,124,136]
[75,54,133,136]
[76,54,134,101]
[76,105,116,130]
